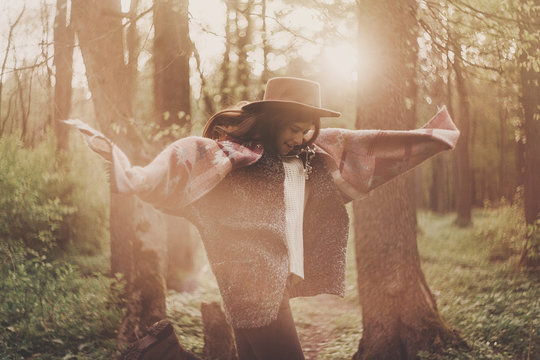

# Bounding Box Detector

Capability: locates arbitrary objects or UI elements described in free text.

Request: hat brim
[242,100,341,118]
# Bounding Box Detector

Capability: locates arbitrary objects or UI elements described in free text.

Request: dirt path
[291,294,362,360]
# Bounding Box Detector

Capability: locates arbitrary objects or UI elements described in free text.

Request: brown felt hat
[242,77,341,118]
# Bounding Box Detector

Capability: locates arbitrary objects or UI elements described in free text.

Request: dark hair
[202,103,321,153]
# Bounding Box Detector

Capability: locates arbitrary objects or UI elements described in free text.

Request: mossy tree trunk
[352,1,462,359]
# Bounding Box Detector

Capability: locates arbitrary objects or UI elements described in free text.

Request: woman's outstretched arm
[64,119,262,215]
[314,106,459,200]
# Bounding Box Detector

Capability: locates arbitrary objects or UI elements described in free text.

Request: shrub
[0,136,74,252]
[474,200,526,263]
[52,136,110,254]
[0,134,109,255]
[0,240,125,359]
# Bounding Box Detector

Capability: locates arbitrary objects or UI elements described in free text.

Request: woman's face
[274,119,314,155]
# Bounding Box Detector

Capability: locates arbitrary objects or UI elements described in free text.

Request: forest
[0,0,538,359]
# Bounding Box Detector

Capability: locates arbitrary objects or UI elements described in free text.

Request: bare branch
[448,0,539,26]
[0,5,26,120]
[418,17,502,74]
[101,5,154,25]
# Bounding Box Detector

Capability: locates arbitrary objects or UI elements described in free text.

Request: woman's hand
[89,135,113,162]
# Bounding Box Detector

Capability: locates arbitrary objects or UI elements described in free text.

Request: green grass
[417,210,539,360]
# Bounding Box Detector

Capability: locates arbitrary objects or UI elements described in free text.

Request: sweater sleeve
[314,106,459,200]
[63,119,262,214]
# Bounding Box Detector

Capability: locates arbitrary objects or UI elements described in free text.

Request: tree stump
[201,302,238,360]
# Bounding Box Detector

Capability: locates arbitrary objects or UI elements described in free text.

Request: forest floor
[167,208,539,360]
[292,294,362,360]
[2,209,538,359]
[167,264,363,359]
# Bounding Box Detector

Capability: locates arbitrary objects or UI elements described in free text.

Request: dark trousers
[232,293,305,360]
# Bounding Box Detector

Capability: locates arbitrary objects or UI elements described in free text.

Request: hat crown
[263,77,322,108]
[241,77,340,117]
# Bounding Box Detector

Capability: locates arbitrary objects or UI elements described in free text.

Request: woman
[67,77,459,360]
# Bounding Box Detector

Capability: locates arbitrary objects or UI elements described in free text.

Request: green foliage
[54,137,110,254]
[0,136,75,252]
[0,134,116,358]
[0,134,109,255]
[521,219,540,267]
[0,241,125,359]
[474,199,526,263]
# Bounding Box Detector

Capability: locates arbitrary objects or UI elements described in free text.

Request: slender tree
[53,0,74,152]
[235,0,254,100]
[352,1,462,359]
[452,41,473,226]
[260,0,270,97]
[220,0,233,107]
[0,7,25,136]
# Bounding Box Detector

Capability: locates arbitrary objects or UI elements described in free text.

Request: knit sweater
[179,151,349,329]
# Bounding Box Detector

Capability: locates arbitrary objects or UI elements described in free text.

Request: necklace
[280,146,316,180]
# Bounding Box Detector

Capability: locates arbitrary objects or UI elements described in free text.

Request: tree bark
[518,1,540,267]
[71,0,169,345]
[519,3,540,226]
[220,0,233,107]
[260,0,269,98]
[53,0,75,152]
[201,302,238,360]
[353,1,462,359]
[235,0,254,100]
[71,0,138,280]
[153,0,198,292]
[153,0,192,139]
[452,53,472,226]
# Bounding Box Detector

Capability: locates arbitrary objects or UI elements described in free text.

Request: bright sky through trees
[1,0,361,96]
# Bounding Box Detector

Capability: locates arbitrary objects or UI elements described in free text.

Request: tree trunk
[518,2,540,266]
[165,215,199,292]
[452,54,472,226]
[53,0,74,153]
[153,0,198,292]
[71,0,168,345]
[235,0,254,100]
[429,154,450,213]
[126,0,140,108]
[153,0,192,139]
[260,0,269,98]
[353,1,461,359]
[220,0,233,108]
[71,0,138,278]
[519,3,540,226]
[201,302,238,360]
